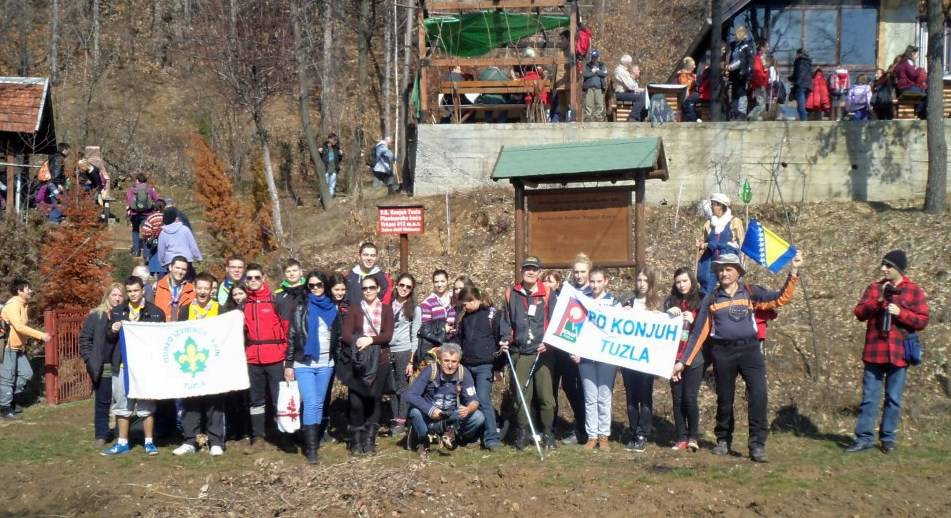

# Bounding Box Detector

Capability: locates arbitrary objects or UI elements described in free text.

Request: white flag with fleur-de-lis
[121,310,250,399]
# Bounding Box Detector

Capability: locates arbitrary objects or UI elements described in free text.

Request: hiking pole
[522,351,542,392]
[504,349,544,461]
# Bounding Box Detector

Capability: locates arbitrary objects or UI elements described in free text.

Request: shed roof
[0,77,57,155]
[490,137,668,183]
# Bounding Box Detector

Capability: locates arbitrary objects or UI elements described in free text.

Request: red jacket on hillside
[806,69,830,112]
[243,283,289,365]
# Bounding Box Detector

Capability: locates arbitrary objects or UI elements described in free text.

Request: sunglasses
[308,282,324,289]
[246,275,262,280]
[362,286,378,292]
[397,283,414,289]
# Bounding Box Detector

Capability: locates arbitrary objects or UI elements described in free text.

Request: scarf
[188,300,220,320]
[128,301,144,321]
[360,299,383,338]
[306,293,337,359]
[280,279,304,290]
[710,208,733,235]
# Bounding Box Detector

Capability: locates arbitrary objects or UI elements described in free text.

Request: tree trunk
[92,0,101,69]
[383,1,393,139]
[924,0,947,214]
[358,0,370,89]
[399,3,414,164]
[254,120,285,246]
[279,142,302,207]
[50,0,59,82]
[319,0,334,137]
[291,0,333,208]
[16,1,34,76]
[709,0,723,122]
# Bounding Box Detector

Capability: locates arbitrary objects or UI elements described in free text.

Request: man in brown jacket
[1,279,50,419]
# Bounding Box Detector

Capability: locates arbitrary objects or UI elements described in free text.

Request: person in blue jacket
[695,193,744,295]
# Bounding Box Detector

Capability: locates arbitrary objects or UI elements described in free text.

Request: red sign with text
[377,205,425,235]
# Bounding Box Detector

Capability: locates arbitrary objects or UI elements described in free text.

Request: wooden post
[634,172,646,269]
[43,310,58,405]
[399,233,409,274]
[417,6,429,123]
[569,7,579,120]
[5,154,14,216]
[514,180,526,283]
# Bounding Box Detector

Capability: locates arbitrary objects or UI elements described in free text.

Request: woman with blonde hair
[78,283,126,446]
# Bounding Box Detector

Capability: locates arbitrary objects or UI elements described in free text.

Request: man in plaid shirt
[846,250,928,454]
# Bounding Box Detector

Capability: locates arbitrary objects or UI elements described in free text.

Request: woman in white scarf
[695,193,744,294]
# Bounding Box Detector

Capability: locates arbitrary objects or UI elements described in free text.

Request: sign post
[377,204,425,274]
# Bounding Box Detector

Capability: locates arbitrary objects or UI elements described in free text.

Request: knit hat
[881,249,907,273]
[712,253,745,276]
[710,192,731,207]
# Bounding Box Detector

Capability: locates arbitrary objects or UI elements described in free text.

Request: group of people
[0,191,928,466]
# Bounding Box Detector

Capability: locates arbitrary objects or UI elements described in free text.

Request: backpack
[36,161,51,183]
[772,79,788,104]
[829,69,851,95]
[846,85,870,113]
[132,184,154,212]
[575,27,592,59]
[649,94,675,123]
[364,145,378,168]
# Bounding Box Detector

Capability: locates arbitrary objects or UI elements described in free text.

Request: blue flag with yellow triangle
[740,218,797,274]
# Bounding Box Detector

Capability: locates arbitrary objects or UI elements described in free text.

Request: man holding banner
[672,251,803,463]
[101,276,167,456]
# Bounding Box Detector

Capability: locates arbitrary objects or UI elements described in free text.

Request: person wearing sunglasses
[383,273,421,436]
[284,271,339,464]
[338,276,394,455]
[240,263,289,451]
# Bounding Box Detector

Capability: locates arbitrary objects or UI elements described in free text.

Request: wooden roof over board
[0,77,57,155]
[490,137,669,184]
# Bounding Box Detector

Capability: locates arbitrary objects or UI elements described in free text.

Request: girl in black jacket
[455,286,503,450]
[78,283,126,444]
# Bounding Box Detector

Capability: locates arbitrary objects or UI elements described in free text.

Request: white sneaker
[209,445,224,456]
[172,443,196,456]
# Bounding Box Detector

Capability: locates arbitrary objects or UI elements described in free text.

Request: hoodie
[345,265,392,307]
[157,220,202,267]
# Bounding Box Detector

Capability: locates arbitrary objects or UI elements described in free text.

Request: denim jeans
[295,364,334,426]
[794,87,808,121]
[467,363,500,444]
[408,407,485,443]
[579,360,616,437]
[325,171,337,197]
[854,363,907,445]
[130,213,146,256]
[0,348,33,408]
[92,373,113,440]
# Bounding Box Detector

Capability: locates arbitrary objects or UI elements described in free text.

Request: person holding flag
[672,250,804,463]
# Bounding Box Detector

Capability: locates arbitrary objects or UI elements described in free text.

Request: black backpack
[364,145,378,168]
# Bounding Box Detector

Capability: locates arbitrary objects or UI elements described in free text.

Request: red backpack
[575,27,592,58]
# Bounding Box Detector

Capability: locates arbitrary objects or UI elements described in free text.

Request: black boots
[364,424,379,455]
[302,424,320,464]
[514,427,529,450]
[350,426,365,455]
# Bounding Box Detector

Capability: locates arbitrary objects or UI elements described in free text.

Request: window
[737,2,879,69]
[916,19,951,75]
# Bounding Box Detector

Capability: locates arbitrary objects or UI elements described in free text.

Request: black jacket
[274,284,307,322]
[78,311,113,382]
[284,301,342,368]
[457,306,501,367]
[499,284,556,354]
[48,152,66,186]
[107,301,167,368]
[318,142,343,169]
[791,55,813,91]
[729,38,754,82]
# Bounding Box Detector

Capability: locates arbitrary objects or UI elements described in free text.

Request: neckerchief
[188,300,220,320]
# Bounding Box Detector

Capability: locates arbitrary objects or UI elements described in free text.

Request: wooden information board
[526,187,634,268]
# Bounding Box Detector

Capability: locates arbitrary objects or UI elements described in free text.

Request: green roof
[490,138,668,182]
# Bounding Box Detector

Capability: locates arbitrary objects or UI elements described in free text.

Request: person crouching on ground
[455,286,504,451]
[284,271,340,464]
[672,251,803,463]
[405,342,484,457]
[845,250,928,454]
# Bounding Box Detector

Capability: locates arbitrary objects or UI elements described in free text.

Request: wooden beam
[634,172,646,269]
[5,154,13,216]
[429,56,568,67]
[428,0,565,11]
[569,7,579,120]
[514,180,526,283]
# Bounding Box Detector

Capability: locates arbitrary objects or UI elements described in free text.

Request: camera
[880,284,900,333]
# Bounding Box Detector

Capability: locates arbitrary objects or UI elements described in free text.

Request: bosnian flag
[741,218,797,274]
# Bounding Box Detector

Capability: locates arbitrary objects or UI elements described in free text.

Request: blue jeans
[408,407,485,443]
[0,349,33,408]
[325,170,337,197]
[855,363,907,445]
[295,365,334,426]
[794,87,808,121]
[467,363,500,444]
[130,213,146,256]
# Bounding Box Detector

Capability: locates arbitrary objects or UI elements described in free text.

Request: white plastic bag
[276,380,302,434]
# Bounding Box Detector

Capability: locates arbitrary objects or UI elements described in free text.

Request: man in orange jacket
[152,256,196,321]
[1,279,51,419]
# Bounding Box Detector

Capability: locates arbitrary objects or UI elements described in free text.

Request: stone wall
[413,120,950,204]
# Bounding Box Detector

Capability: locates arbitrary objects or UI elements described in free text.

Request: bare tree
[92,0,101,68]
[358,0,371,87]
[709,0,723,121]
[924,0,947,214]
[383,0,393,138]
[14,0,34,75]
[290,0,333,208]
[319,0,335,137]
[50,0,59,82]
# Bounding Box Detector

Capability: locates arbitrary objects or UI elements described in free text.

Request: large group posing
[0,191,927,467]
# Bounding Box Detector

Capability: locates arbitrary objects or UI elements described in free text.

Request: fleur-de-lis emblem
[174,338,209,377]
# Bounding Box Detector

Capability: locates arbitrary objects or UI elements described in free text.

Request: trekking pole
[522,351,542,392]
[504,349,544,461]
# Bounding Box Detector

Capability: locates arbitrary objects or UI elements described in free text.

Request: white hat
[710,192,731,207]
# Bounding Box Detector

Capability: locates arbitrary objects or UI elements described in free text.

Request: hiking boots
[350,426,366,456]
[625,436,647,453]
[303,424,320,464]
[750,447,768,463]
[514,427,530,451]
[441,425,457,450]
[711,440,731,456]
[543,433,557,450]
[584,438,598,450]
[364,424,379,455]
[598,435,611,451]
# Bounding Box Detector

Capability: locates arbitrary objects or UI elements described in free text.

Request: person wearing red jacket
[747,41,770,120]
[846,250,928,454]
[242,263,289,449]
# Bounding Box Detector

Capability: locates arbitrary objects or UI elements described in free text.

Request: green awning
[491,138,669,182]
[424,12,570,58]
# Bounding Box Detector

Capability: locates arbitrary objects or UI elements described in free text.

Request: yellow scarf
[188,300,220,321]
